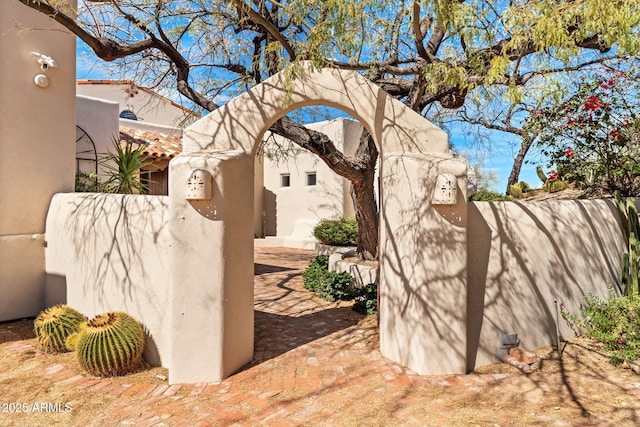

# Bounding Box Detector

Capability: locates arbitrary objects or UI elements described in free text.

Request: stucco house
[75,81,198,194]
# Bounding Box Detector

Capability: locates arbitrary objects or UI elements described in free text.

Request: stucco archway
[167,63,468,384]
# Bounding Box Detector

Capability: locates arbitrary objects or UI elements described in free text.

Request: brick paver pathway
[3,247,640,426]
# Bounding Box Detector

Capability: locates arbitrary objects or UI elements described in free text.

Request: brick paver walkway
[3,247,640,426]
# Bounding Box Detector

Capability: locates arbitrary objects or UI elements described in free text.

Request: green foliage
[616,193,640,297]
[101,138,151,194]
[562,294,640,365]
[313,218,358,246]
[76,312,145,377]
[302,256,356,302]
[536,166,568,193]
[352,283,377,315]
[507,181,531,199]
[75,172,103,193]
[470,191,512,202]
[528,70,640,196]
[34,305,86,354]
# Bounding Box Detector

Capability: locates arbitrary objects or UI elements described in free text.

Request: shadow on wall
[46,193,170,366]
[380,163,467,374]
[263,189,277,236]
[467,199,624,369]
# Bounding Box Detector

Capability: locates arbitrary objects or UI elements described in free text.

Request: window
[280,174,290,187]
[306,172,317,186]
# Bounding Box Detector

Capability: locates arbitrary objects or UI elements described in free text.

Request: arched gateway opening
[167,63,468,384]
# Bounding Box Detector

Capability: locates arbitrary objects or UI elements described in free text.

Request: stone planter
[327,248,378,288]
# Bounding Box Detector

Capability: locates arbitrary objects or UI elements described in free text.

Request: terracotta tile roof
[119,128,182,161]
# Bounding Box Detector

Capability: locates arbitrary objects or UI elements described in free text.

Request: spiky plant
[64,322,87,352]
[76,312,145,377]
[34,305,86,353]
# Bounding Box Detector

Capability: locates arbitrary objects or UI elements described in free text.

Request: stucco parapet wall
[183,62,448,155]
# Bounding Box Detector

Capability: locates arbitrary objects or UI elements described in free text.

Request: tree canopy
[21,0,640,258]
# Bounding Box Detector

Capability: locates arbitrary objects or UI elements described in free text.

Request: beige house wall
[261,118,363,239]
[0,0,76,321]
[468,199,624,369]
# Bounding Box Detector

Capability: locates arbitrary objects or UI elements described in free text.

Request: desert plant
[64,322,87,352]
[34,305,86,354]
[616,193,640,297]
[76,311,145,377]
[562,292,640,365]
[302,255,356,302]
[507,181,530,199]
[537,166,567,193]
[313,218,358,246]
[101,137,151,194]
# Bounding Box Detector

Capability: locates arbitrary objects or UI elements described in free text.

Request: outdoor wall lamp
[31,52,57,88]
[432,173,458,205]
[185,169,213,200]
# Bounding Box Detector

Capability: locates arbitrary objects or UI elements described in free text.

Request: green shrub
[352,283,377,315]
[470,191,512,202]
[562,293,640,364]
[302,256,355,302]
[313,218,358,246]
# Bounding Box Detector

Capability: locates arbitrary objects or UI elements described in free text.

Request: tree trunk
[350,173,379,261]
[349,131,379,261]
[506,135,534,193]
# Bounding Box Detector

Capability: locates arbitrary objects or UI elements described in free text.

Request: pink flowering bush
[561,292,640,365]
[527,70,640,196]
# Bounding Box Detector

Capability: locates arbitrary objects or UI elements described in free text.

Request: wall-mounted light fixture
[432,173,458,205]
[31,52,57,88]
[185,169,213,200]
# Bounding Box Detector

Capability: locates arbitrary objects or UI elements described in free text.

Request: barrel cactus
[34,304,86,353]
[76,311,145,377]
[64,322,87,352]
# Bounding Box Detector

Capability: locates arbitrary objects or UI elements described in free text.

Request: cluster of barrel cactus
[34,306,145,377]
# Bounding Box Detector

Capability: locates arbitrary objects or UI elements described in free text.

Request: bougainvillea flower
[564,148,575,158]
[584,96,603,111]
[609,129,623,141]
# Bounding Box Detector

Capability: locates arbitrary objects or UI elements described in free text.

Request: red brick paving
[4,247,640,426]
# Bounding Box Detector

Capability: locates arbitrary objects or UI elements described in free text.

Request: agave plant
[76,311,145,377]
[101,137,151,194]
[34,305,86,353]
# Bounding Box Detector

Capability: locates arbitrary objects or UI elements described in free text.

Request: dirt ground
[1,315,640,426]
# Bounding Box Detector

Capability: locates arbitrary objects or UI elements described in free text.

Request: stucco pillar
[1,0,76,321]
[168,151,254,384]
[379,154,468,375]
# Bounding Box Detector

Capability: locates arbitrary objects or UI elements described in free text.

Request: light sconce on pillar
[185,169,213,200]
[432,173,458,205]
[31,52,57,89]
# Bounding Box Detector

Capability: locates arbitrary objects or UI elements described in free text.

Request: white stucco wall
[262,118,364,238]
[0,0,76,321]
[45,193,171,366]
[75,95,119,183]
[468,199,626,369]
